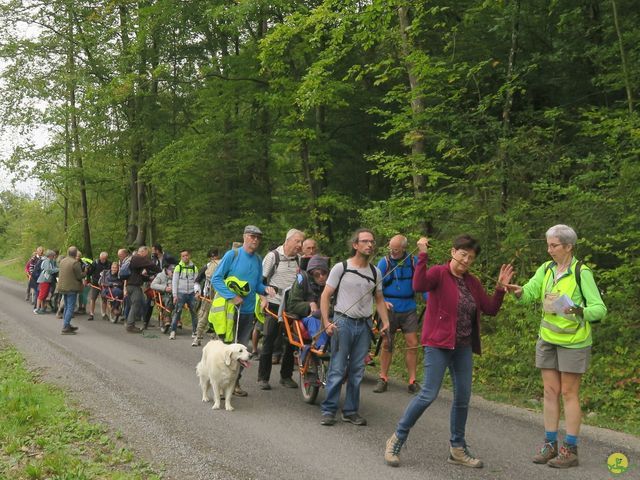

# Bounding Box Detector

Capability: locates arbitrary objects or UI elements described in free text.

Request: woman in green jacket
[508,224,606,469]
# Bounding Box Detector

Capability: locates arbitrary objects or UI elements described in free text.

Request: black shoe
[126,325,142,333]
[87,315,94,321]
[61,327,76,335]
[279,377,298,388]
[257,380,271,390]
[321,413,336,426]
[233,385,248,397]
[341,413,367,426]
[69,325,79,331]
[407,382,420,394]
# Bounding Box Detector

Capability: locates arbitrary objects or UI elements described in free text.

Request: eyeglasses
[358,239,376,245]
[547,243,563,249]
[247,234,262,240]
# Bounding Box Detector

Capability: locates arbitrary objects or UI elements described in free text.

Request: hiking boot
[69,325,79,331]
[448,446,483,468]
[191,337,201,347]
[384,433,404,467]
[341,413,367,426]
[126,325,142,333]
[320,413,336,426]
[407,382,420,394]
[169,331,176,340]
[87,315,94,321]
[233,384,248,397]
[373,378,388,393]
[532,440,558,464]
[547,443,578,469]
[61,327,76,335]
[279,377,298,388]
[257,380,271,390]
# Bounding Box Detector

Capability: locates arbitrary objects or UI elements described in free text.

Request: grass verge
[0,341,161,479]
[0,258,28,282]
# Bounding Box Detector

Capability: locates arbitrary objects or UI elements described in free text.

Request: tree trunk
[67,4,92,257]
[397,6,426,198]
[611,0,634,114]
[497,0,520,214]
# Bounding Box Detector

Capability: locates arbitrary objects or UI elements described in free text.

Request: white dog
[196,340,251,411]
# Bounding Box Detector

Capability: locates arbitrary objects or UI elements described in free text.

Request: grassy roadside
[0,258,28,282]
[0,341,161,479]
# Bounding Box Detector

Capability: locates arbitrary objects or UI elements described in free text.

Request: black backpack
[333,260,378,305]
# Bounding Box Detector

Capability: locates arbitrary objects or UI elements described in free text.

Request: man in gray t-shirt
[319,228,390,426]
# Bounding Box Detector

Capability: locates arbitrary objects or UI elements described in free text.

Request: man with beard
[319,228,389,426]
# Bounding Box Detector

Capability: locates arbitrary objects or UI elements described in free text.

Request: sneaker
[233,384,248,397]
[547,443,578,469]
[102,314,108,321]
[126,325,142,333]
[69,325,79,331]
[169,331,176,340]
[341,413,367,426]
[532,440,558,464]
[257,380,271,390]
[373,378,388,393]
[448,446,483,468]
[191,333,197,339]
[33,309,41,314]
[87,315,94,321]
[279,377,298,388]
[320,413,336,426]
[61,327,76,335]
[191,337,201,347]
[384,433,404,467]
[407,382,420,394]
[160,324,170,334]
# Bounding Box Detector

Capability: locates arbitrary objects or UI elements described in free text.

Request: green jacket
[520,257,607,348]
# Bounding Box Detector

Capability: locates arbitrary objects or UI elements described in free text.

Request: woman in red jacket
[384,235,514,469]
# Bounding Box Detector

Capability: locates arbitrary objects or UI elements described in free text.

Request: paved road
[0,276,638,480]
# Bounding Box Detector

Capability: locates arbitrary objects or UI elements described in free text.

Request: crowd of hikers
[22,223,606,470]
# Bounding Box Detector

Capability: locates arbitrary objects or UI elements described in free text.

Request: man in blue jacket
[211,225,275,396]
[374,235,420,394]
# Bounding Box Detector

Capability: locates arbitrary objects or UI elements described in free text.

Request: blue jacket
[377,254,417,313]
[211,247,267,314]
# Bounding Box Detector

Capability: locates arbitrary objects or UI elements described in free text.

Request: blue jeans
[171,292,198,333]
[321,314,372,416]
[396,345,473,447]
[63,292,78,329]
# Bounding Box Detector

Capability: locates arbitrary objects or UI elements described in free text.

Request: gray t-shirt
[327,260,382,318]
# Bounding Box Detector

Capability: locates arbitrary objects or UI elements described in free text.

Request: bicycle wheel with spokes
[300,354,321,404]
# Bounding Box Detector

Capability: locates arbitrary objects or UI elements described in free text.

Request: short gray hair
[285,229,304,241]
[546,224,577,246]
[67,246,78,258]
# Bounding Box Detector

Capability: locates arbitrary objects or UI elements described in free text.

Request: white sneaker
[191,337,201,347]
[191,333,197,339]
[169,331,176,340]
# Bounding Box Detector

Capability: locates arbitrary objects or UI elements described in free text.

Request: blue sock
[545,431,558,443]
[565,434,578,446]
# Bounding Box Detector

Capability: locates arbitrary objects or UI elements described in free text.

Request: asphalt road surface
[1,276,638,480]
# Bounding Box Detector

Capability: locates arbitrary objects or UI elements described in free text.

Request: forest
[0,0,638,432]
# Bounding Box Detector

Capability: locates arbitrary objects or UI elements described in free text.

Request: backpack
[32,258,44,281]
[543,260,589,306]
[263,249,299,285]
[381,254,415,289]
[118,256,132,280]
[333,260,378,306]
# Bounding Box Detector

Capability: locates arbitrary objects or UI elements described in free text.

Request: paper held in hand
[543,293,575,317]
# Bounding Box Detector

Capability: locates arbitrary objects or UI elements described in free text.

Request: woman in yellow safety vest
[507,224,606,469]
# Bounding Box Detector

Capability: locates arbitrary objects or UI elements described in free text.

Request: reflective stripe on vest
[539,260,591,346]
[207,276,248,343]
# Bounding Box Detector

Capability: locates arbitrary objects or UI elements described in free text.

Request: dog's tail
[195,360,203,377]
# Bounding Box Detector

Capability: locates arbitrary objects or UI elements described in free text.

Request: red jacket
[412,252,505,354]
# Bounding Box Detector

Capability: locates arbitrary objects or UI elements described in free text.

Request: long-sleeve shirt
[211,247,267,314]
[128,254,160,286]
[412,252,505,354]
